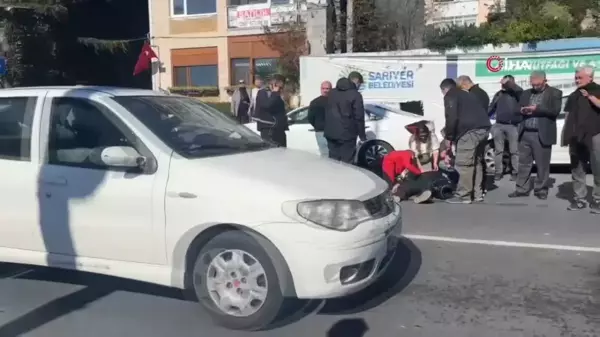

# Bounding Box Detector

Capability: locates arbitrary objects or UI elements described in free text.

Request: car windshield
[112,95,271,158]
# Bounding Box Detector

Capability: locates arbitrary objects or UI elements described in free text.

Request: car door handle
[41,177,68,186]
[365,126,370,129]
[308,128,315,132]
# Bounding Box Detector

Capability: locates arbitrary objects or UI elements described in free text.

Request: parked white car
[247,99,570,175]
[246,104,432,167]
[0,86,401,330]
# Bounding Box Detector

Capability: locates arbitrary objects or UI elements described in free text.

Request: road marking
[404,234,600,253]
[0,269,35,279]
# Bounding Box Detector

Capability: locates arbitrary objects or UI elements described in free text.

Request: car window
[113,96,269,158]
[0,96,36,161]
[47,97,148,171]
[288,107,309,124]
[365,105,387,120]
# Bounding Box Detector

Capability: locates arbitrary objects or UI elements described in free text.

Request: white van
[0,86,401,330]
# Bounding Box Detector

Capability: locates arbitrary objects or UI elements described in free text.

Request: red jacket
[382,150,422,183]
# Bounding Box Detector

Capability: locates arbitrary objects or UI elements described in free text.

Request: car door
[35,91,165,265]
[0,90,45,252]
[286,107,319,155]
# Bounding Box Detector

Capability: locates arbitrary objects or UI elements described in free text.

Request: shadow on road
[556,181,595,203]
[266,236,422,329]
[326,318,369,337]
[0,286,113,337]
[0,236,420,334]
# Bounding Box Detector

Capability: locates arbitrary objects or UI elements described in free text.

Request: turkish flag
[133,42,158,76]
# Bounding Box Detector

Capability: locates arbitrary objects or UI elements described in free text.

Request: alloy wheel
[205,249,269,317]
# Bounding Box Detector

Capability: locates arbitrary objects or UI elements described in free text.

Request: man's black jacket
[489,82,523,125]
[469,84,490,112]
[255,89,288,132]
[563,82,600,146]
[307,95,327,132]
[444,87,491,142]
[324,78,366,141]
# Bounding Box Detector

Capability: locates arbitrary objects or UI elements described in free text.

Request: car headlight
[296,200,372,231]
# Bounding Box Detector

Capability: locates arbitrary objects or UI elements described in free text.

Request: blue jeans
[315,131,328,157]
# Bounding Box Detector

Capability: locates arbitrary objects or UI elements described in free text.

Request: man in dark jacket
[324,71,366,163]
[489,74,523,181]
[458,75,490,111]
[563,66,600,213]
[254,74,288,147]
[509,70,562,200]
[308,80,332,157]
[440,78,491,204]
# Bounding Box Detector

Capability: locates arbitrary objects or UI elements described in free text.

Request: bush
[169,86,219,97]
[206,102,232,115]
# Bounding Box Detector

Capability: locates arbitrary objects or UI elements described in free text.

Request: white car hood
[172,148,387,201]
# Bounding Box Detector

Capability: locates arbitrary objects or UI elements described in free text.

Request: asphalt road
[0,174,599,337]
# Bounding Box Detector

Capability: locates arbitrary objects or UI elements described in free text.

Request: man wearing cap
[324,71,367,163]
[509,70,562,200]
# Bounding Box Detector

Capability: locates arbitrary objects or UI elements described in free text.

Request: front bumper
[255,202,402,299]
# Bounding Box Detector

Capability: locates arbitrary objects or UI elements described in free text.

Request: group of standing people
[443,67,599,213]
[307,71,367,163]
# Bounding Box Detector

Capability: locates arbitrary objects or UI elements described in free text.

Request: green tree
[0,0,145,87]
[424,0,600,52]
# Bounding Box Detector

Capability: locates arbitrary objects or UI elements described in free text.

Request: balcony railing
[227,2,308,29]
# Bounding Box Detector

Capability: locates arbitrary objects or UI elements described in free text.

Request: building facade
[149,0,311,101]
[427,0,504,28]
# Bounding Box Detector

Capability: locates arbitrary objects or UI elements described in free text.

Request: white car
[246,103,429,167]
[0,86,401,330]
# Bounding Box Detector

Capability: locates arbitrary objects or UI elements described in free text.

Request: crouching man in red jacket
[382,150,433,204]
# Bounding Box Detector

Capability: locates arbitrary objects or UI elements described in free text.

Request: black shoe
[445,196,472,204]
[508,191,529,198]
[510,174,517,181]
[534,192,548,200]
[567,199,587,211]
[590,200,600,214]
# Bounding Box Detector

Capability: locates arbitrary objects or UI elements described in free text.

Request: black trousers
[515,131,552,194]
[260,128,287,147]
[327,138,356,163]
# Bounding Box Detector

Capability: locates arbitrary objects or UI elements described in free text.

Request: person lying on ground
[381,150,433,204]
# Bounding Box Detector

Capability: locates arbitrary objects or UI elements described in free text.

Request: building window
[231,58,251,85]
[432,14,478,28]
[173,65,218,87]
[227,0,268,5]
[253,58,278,80]
[172,0,217,16]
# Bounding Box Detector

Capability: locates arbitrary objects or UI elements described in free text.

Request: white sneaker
[413,190,433,204]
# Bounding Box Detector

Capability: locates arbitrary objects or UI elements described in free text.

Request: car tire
[484,143,496,176]
[356,139,394,170]
[191,230,285,331]
[485,142,512,177]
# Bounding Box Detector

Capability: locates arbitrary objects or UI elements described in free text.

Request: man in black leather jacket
[324,71,367,163]
[440,78,491,204]
[254,74,288,147]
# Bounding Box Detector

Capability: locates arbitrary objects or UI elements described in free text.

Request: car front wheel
[192,231,284,331]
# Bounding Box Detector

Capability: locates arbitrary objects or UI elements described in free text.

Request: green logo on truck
[476,54,600,76]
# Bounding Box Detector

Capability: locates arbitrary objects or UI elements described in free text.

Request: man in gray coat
[509,71,562,200]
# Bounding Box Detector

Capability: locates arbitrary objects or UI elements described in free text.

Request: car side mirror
[101,146,146,168]
[287,117,294,125]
